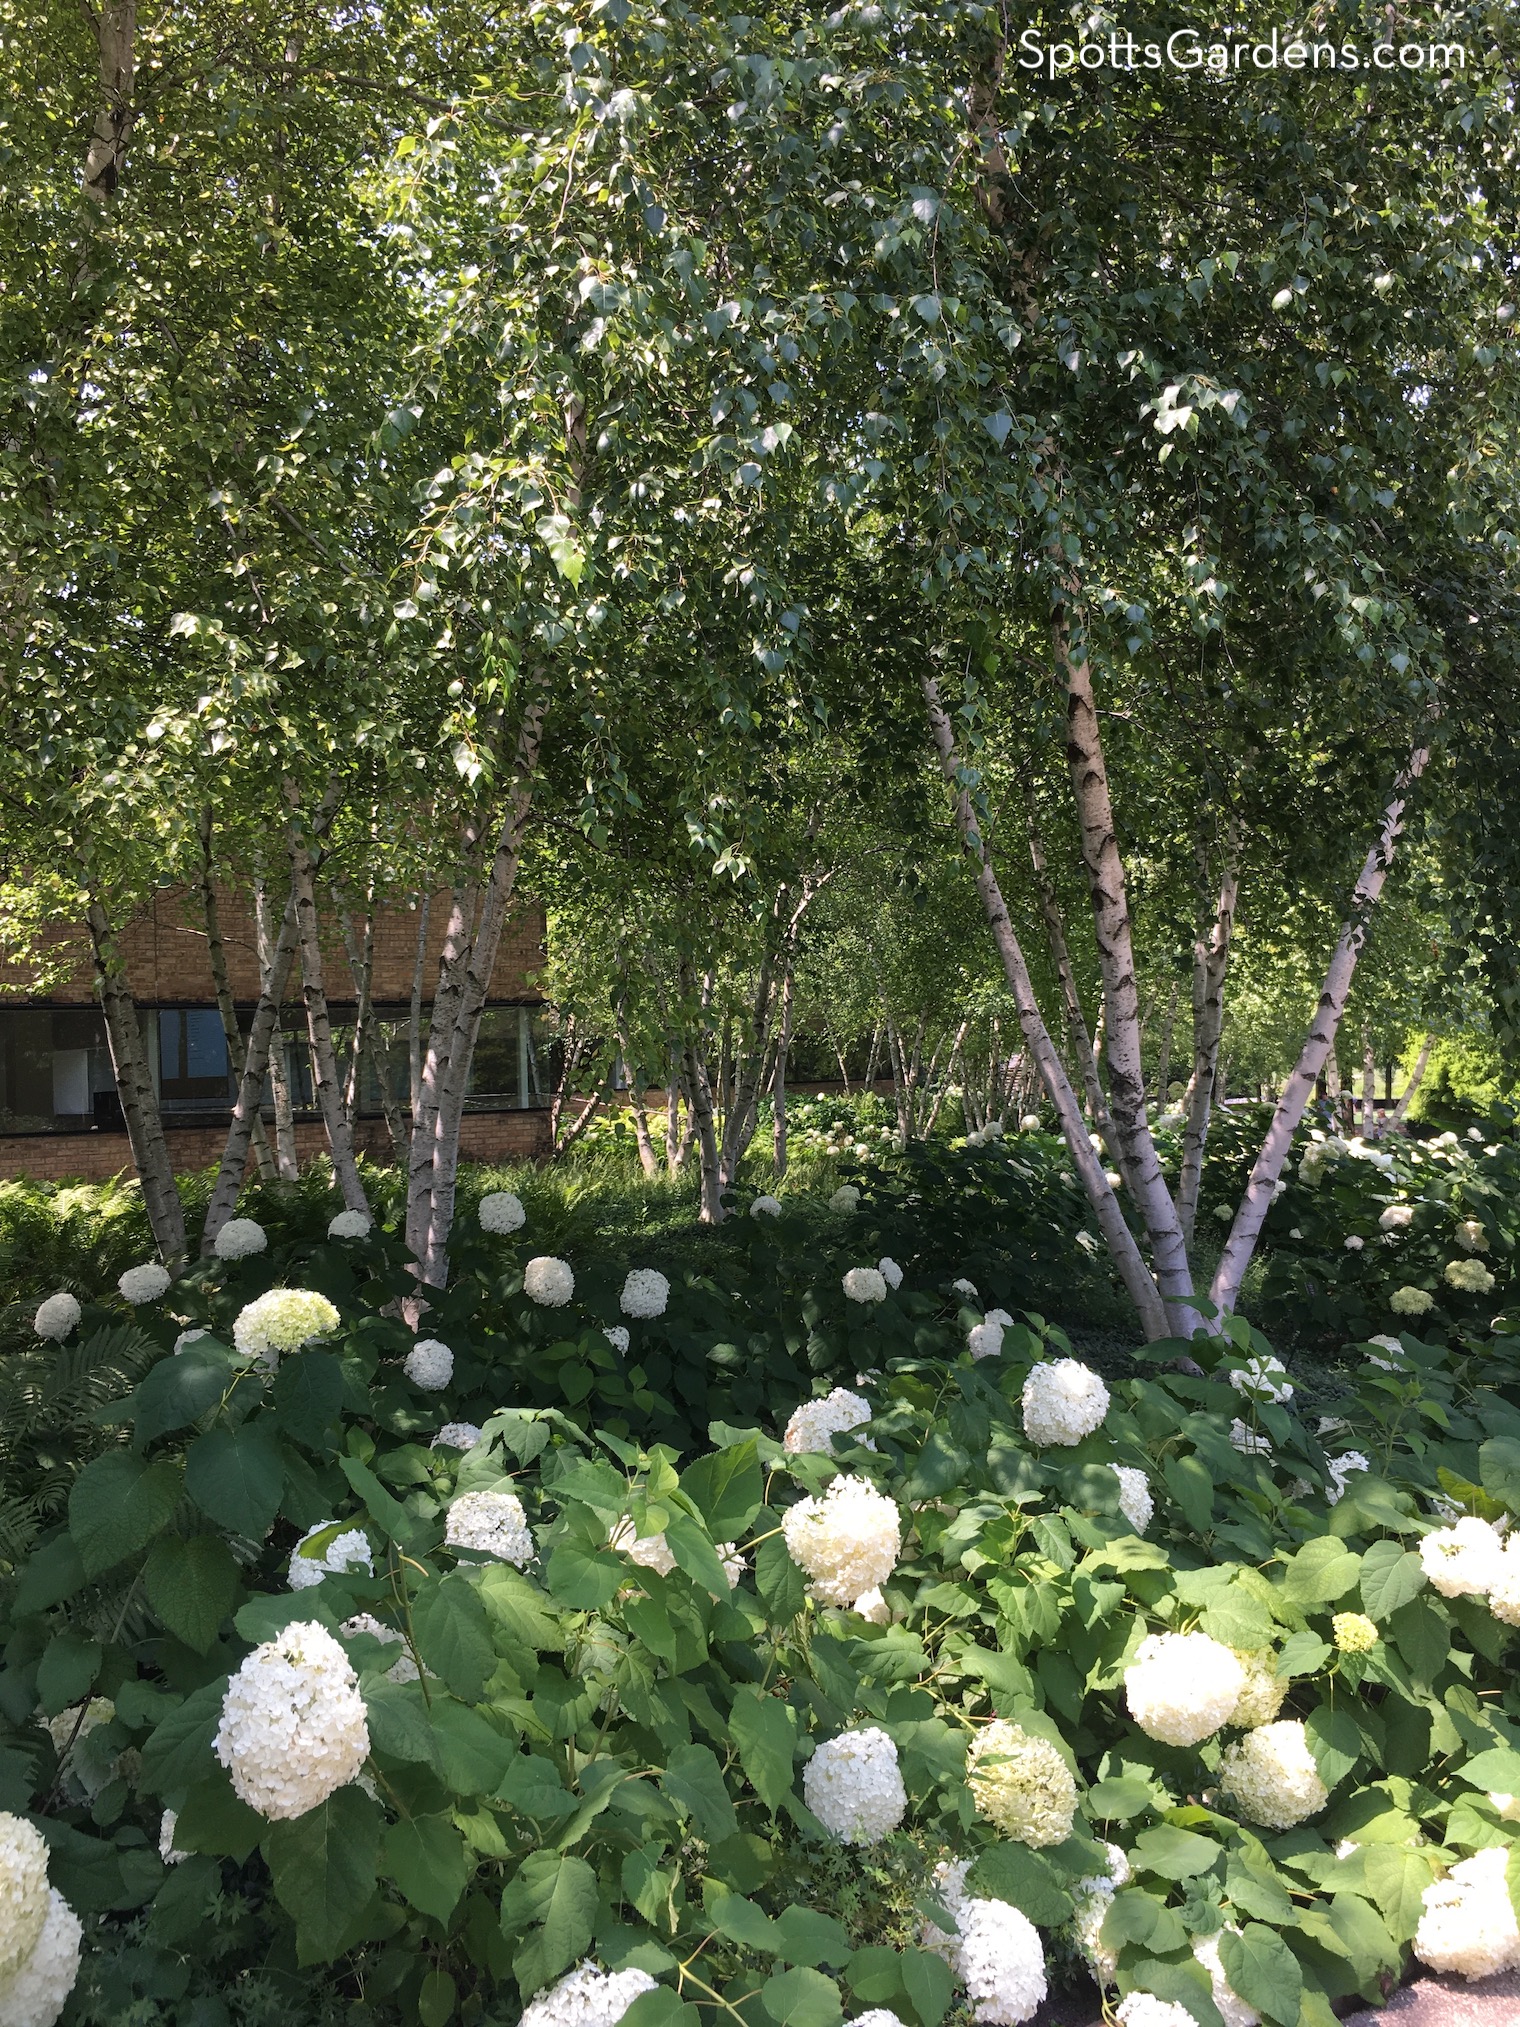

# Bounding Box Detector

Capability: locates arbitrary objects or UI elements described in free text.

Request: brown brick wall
[0,887,546,1009]
[0,1109,551,1184]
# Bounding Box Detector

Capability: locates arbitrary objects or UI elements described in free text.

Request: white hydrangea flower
[1484,1540,1520,1626]
[783,1475,901,1606]
[1111,1464,1152,1534]
[967,1321,1004,1361]
[803,1727,906,1844]
[119,1262,172,1304]
[1456,1218,1490,1253]
[610,1517,677,1577]
[1229,1420,1272,1458]
[853,1587,891,1624]
[1380,1205,1414,1230]
[479,1191,526,1234]
[158,1810,186,1866]
[842,1266,887,1304]
[965,1720,1076,1848]
[1228,1354,1293,1405]
[1344,1234,1364,1251]
[1327,1452,1371,1505]
[951,1277,979,1302]
[922,1859,1046,2025]
[1446,1258,1495,1294]
[31,1293,80,1342]
[604,1325,631,1353]
[519,1962,659,2027]
[174,1328,210,1355]
[288,1523,373,1591]
[750,1196,782,1217]
[213,1217,268,1260]
[983,1307,1013,1329]
[45,1699,119,1794]
[877,1257,904,1290]
[1228,1649,1287,1730]
[1218,1719,1329,1829]
[829,1185,860,1213]
[524,1256,575,1306]
[214,1620,369,1820]
[1070,1843,1130,1986]
[0,1885,82,2027]
[851,2013,908,2027]
[1124,1632,1245,1747]
[1019,1114,1042,1131]
[1419,1516,1506,1598]
[328,1209,372,1240]
[1367,1333,1404,1369]
[1391,1285,1435,1316]
[784,1389,874,1455]
[403,1338,454,1389]
[1115,1998,1195,2027]
[620,1268,670,1319]
[1488,1793,1520,1823]
[431,1422,483,1451]
[1414,1847,1520,1980]
[1191,1924,1259,2026]
[448,1489,534,1567]
[0,1813,50,1980]
[233,1288,341,1368]
[1022,1360,1109,1446]
[340,1613,420,1683]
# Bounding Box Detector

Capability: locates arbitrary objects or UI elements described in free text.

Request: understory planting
[3,1118,1520,2027]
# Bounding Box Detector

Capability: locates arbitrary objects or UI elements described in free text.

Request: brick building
[0,887,552,1181]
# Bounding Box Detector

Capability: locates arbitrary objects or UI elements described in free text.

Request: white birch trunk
[1391,1034,1435,1128]
[286,819,370,1216]
[87,899,186,1267]
[1176,859,1239,1243]
[1210,748,1431,1312]
[923,674,1169,1339]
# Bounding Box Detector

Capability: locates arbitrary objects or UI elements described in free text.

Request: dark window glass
[159,1009,231,1101]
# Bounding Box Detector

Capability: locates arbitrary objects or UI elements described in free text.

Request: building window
[158,1009,233,1104]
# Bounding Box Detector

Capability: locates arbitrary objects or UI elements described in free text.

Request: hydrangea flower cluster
[951,1277,979,1302]
[32,1293,81,1342]
[524,1256,575,1306]
[1217,1719,1329,1829]
[1111,1464,1152,1534]
[214,1620,370,1819]
[750,1196,782,1217]
[518,1962,659,2027]
[604,1325,631,1353]
[877,1256,903,1290]
[967,1320,1004,1360]
[1021,1360,1109,1446]
[965,1721,1077,1848]
[783,1388,873,1455]
[340,1614,420,1683]
[1229,1420,1272,1458]
[0,1882,82,2027]
[620,1268,670,1318]
[233,1288,341,1367]
[829,1185,860,1213]
[119,1261,172,1304]
[213,1217,267,1260]
[288,1522,373,1591]
[1419,1516,1507,1598]
[447,1489,535,1566]
[1391,1285,1435,1316]
[1379,1204,1414,1230]
[1124,1632,1245,1746]
[782,1474,901,1606]
[842,1266,887,1304]
[327,1209,372,1239]
[1228,1354,1293,1405]
[431,1422,483,1451]
[0,1813,50,1980]
[158,1811,185,1865]
[1115,1997,1194,2027]
[923,1859,1047,2025]
[1228,1649,1286,1730]
[610,1517,677,1577]
[1446,1257,1495,1294]
[1333,1612,1379,1654]
[174,1328,209,1355]
[1455,1218,1490,1252]
[403,1338,454,1389]
[1414,1846,1520,1980]
[1327,1451,1371,1504]
[478,1191,527,1234]
[1070,1842,1130,1985]
[802,1727,907,1844]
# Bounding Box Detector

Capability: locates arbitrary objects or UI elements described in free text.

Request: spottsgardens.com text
[1017,28,1468,80]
